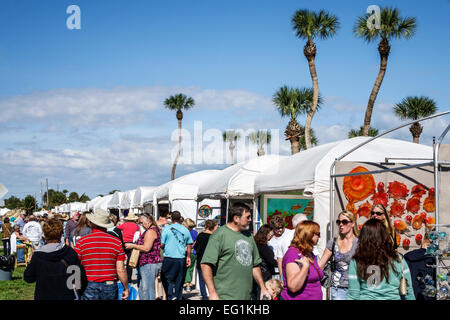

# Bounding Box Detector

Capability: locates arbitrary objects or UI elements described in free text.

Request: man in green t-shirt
[200,202,270,300]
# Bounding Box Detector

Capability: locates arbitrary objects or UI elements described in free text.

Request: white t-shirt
[22,221,43,242]
[268,228,295,260]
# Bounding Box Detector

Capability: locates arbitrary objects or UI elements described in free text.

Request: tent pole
[329,159,337,301]
[225,198,230,224]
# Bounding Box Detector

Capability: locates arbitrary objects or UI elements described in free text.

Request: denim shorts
[331,287,348,300]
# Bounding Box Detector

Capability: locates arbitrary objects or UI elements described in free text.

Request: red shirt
[74,229,126,282]
[117,222,139,243]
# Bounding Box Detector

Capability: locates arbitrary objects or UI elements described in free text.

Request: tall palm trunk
[285,117,301,154]
[304,38,319,149]
[363,38,390,136]
[171,110,183,180]
[229,141,235,165]
[410,122,422,144]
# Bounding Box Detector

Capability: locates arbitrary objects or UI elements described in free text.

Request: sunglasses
[370,211,385,216]
[336,219,351,226]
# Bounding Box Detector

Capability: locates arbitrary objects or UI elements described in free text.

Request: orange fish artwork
[291,205,303,211]
[412,215,423,230]
[390,199,405,217]
[411,184,427,198]
[357,201,372,219]
[406,196,421,214]
[343,167,376,203]
[387,181,409,200]
[371,182,388,207]
[393,220,407,232]
[423,188,435,213]
[346,202,357,215]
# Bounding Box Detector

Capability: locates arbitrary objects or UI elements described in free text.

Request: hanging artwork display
[263,194,314,229]
[198,204,212,218]
[334,161,436,254]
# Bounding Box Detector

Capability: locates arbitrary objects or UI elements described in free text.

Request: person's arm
[201,263,219,300]
[186,244,192,267]
[23,255,37,283]
[346,259,360,300]
[252,266,271,299]
[318,248,333,269]
[285,257,310,293]
[126,229,156,252]
[402,258,416,300]
[116,260,129,300]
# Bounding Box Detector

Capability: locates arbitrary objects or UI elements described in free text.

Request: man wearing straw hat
[74,209,129,300]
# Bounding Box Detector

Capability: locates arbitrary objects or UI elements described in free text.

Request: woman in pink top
[281,221,323,300]
[126,213,162,300]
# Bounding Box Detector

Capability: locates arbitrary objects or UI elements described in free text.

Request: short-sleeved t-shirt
[281,246,323,300]
[117,222,139,243]
[161,223,193,259]
[326,237,358,288]
[268,228,295,259]
[200,225,262,300]
[190,229,198,255]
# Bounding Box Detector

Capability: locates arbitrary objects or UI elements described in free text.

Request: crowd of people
[0,201,435,301]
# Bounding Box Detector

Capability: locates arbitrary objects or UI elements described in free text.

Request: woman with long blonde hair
[281,221,323,300]
[319,211,359,300]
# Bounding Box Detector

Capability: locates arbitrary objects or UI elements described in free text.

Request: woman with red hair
[281,221,323,300]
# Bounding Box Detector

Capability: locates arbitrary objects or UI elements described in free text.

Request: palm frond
[394,96,437,120]
[164,93,195,110]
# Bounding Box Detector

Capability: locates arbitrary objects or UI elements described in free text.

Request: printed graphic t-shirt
[161,223,193,259]
[200,225,262,300]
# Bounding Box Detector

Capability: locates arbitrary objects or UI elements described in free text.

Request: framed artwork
[263,194,314,229]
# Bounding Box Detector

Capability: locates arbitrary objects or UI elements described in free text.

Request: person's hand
[259,287,272,300]
[186,256,191,268]
[209,291,220,300]
[121,288,129,300]
[296,256,311,267]
[125,243,135,250]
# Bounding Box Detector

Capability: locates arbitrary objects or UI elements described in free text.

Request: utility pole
[40,181,43,209]
[34,192,37,210]
[46,178,49,209]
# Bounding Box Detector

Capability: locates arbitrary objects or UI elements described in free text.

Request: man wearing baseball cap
[74,209,129,300]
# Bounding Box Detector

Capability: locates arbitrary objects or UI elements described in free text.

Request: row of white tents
[52,137,432,254]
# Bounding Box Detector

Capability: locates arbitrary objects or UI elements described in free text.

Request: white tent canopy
[153,170,221,202]
[121,189,137,210]
[108,191,125,209]
[254,137,433,255]
[93,194,113,211]
[0,208,10,216]
[198,154,287,199]
[87,196,103,211]
[132,186,157,209]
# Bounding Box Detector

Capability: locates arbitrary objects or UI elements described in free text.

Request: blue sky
[0,0,449,202]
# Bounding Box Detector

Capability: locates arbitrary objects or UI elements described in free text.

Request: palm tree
[248,130,272,156]
[223,130,241,165]
[164,93,195,180]
[394,96,437,143]
[273,86,321,154]
[292,9,339,149]
[354,7,417,136]
[299,126,318,150]
[348,126,379,138]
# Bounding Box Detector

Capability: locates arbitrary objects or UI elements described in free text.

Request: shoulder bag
[398,254,408,296]
[321,238,336,288]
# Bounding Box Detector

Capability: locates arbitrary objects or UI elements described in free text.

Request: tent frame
[329,110,450,300]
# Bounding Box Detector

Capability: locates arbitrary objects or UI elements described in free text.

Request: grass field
[0,243,35,300]
[0,266,35,300]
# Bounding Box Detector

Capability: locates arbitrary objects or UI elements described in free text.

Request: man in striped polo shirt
[75,209,129,300]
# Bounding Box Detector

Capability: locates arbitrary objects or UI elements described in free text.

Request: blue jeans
[138,263,162,300]
[331,287,348,300]
[2,239,10,256]
[81,281,118,300]
[16,247,25,263]
[161,257,186,300]
[197,266,208,300]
